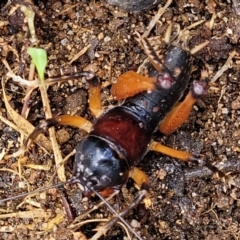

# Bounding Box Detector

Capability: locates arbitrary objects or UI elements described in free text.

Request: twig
[211,51,237,83]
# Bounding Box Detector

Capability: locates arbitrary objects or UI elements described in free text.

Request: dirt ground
[0,0,240,239]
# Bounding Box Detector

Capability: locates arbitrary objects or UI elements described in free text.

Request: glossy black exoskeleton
[73,45,193,194]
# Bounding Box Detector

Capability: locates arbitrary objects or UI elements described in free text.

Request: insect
[1,29,217,239]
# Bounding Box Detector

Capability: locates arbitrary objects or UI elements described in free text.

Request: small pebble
[130,219,141,228]
[221,108,228,114]
[104,36,111,43]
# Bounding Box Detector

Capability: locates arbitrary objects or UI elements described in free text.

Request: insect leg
[159,69,208,135]
[129,167,152,208]
[150,69,208,163]
[24,115,92,149]
[46,71,103,118]
[149,140,226,178]
[149,141,200,163]
[87,73,103,118]
[129,167,150,191]
[111,71,156,100]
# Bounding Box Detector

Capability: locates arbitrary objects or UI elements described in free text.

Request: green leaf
[27,47,47,82]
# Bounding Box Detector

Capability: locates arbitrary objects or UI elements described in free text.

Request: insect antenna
[91,188,144,240]
[0,178,74,203]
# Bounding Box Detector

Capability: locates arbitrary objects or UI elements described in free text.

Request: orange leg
[88,74,103,118]
[111,71,156,100]
[129,167,152,209]
[111,32,168,100]
[55,115,92,132]
[159,70,208,135]
[158,92,197,135]
[149,141,200,163]
[24,115,92,149]
[129,167,150,190]
[149,141,226,178]
[45,71,103,118]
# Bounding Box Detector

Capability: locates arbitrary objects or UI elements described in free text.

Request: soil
[0,0,240,240]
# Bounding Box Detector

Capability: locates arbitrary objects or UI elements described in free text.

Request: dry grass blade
[41,213,65,231]
[39,84,66,181]
[21,63,37,118]
[23,160,52,170]
[211,51,237,83]
[1,80,52,153]
[69,44,91,64]
[0,148,6,161]
[0,209,51,220]
[0,114,26,136]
